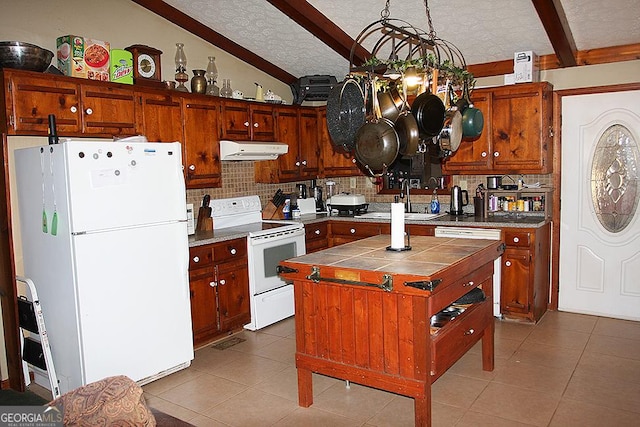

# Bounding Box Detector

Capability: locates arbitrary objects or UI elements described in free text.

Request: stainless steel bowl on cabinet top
[0,41,54,72]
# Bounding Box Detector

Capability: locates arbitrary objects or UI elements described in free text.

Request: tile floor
[138,310,640,426]
[29,310,640,426]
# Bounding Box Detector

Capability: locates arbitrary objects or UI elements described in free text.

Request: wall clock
[125,44,164,88]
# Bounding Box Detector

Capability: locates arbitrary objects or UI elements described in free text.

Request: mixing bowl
[0,41,54,72]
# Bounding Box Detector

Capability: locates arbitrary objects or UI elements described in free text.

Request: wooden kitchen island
[278,234,504,427]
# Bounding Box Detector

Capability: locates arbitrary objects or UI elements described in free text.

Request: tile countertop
[188,211,548,248]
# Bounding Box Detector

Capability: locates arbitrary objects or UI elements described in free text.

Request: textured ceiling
[162,0,640,80]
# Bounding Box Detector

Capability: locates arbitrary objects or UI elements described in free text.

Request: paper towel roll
[390,203,405,249]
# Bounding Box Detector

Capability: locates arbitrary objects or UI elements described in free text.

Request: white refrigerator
[14,140,194,395]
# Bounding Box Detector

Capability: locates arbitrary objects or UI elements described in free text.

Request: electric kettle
[449,185,469,215]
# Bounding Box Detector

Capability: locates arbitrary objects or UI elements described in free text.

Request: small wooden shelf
[482,188,553,220]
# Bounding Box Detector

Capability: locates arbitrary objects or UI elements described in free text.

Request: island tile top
[285,234,502,278]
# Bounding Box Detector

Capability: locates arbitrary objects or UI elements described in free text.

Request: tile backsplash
[187,161,552,214]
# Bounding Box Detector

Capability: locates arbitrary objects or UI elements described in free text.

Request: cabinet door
[182,97,222,188]
[189,267,218,344]
[216,261,250,331]
[275,106,300,180]
[6,72,81,134]
[80,84,136,135]
[491,84,551,172]
[137,91,182,142]
[501,248,531,316]
[441,89,492,173]
[220,99,250,140]
[250,104,275,141]
[320,108,360,177]
[298,107,320,179]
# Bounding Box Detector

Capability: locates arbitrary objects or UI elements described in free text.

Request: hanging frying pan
[354,78,399,176]
[410,73,445,138]
[395,79,420,156]
[326,78,365,151]
[438,82,463,153]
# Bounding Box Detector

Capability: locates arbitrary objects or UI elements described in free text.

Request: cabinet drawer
[189,245,213,270]
[431,299,491,379]
[305,222,328,240]
[428,263,494,314]
[213,238,247,263]
[330,221,381,238]
[504,230,531,248]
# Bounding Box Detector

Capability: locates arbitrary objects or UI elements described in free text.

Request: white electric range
[210,196,306,330]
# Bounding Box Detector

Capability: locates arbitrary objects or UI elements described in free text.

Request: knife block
[262,201,284,220]
[196,207,213,231]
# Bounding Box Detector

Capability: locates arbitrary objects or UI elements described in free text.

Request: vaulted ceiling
[132,0,640,85]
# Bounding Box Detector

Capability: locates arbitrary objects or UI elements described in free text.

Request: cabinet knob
[219,279,226,285]
[494,151,500,157]
[210,281,216,287]
[513,237,520,243]
[505,261,512,267]
[464,329,475,336]
[253,122,259,128]
[350,228,356,234]
[230,248,237,255]
[301,160,307,166]
[463,281,475,287]
[244,121,250,127]
[70,106,78,113]
[85,108,93,115]
[295,161,301,166]
[193,256,200,263]
[314,229,320,235]
[189,164,196,171]
[481,151,487,158]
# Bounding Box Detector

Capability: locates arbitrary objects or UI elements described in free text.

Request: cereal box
[57,35,110,81]
[110,49,133,84]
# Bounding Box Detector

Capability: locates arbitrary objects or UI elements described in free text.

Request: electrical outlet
[350,177,357,188]
[459,180,468,191]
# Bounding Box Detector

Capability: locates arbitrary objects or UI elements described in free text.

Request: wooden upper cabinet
[442,82,553,175]
[181,96,222,188]
[250,104,276,141]
[136,90,182,143]
[80,85,136,135]
[298,107,320,179]
[220,99,275,141]
[274,106,300,179]
[4,71,81,134]
[319,107,360,177]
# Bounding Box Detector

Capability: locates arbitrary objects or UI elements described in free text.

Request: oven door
[248,227,306,295]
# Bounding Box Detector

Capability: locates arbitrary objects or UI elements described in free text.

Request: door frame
[551,82,640,310]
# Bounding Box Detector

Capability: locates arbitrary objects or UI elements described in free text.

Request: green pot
[462,106,484,139]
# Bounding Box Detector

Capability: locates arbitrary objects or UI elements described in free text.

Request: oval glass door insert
[590,124,639,233]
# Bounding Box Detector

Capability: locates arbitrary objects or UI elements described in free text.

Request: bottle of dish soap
[430,190,440,214]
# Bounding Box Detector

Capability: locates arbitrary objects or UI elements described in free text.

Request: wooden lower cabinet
[329,221,384,246]
[500,223,551,322]
[188,238,250,347]
[304,221,329,253]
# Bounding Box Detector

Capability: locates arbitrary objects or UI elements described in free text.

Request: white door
[559,90,640,320]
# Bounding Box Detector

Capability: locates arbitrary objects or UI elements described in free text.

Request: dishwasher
[434,227,502,318]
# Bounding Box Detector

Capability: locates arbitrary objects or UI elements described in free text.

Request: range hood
[220,140,288,161]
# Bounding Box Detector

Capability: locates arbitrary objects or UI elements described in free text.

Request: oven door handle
[276,265,298,275]
[306,266,393,292]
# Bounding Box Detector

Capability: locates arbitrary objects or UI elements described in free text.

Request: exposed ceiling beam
[266,0,370,66]
[130,0,297,84]
[468,43,640,78]
[531,0,577,67]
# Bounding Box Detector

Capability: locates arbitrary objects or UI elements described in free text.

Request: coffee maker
[310,179,324,212]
